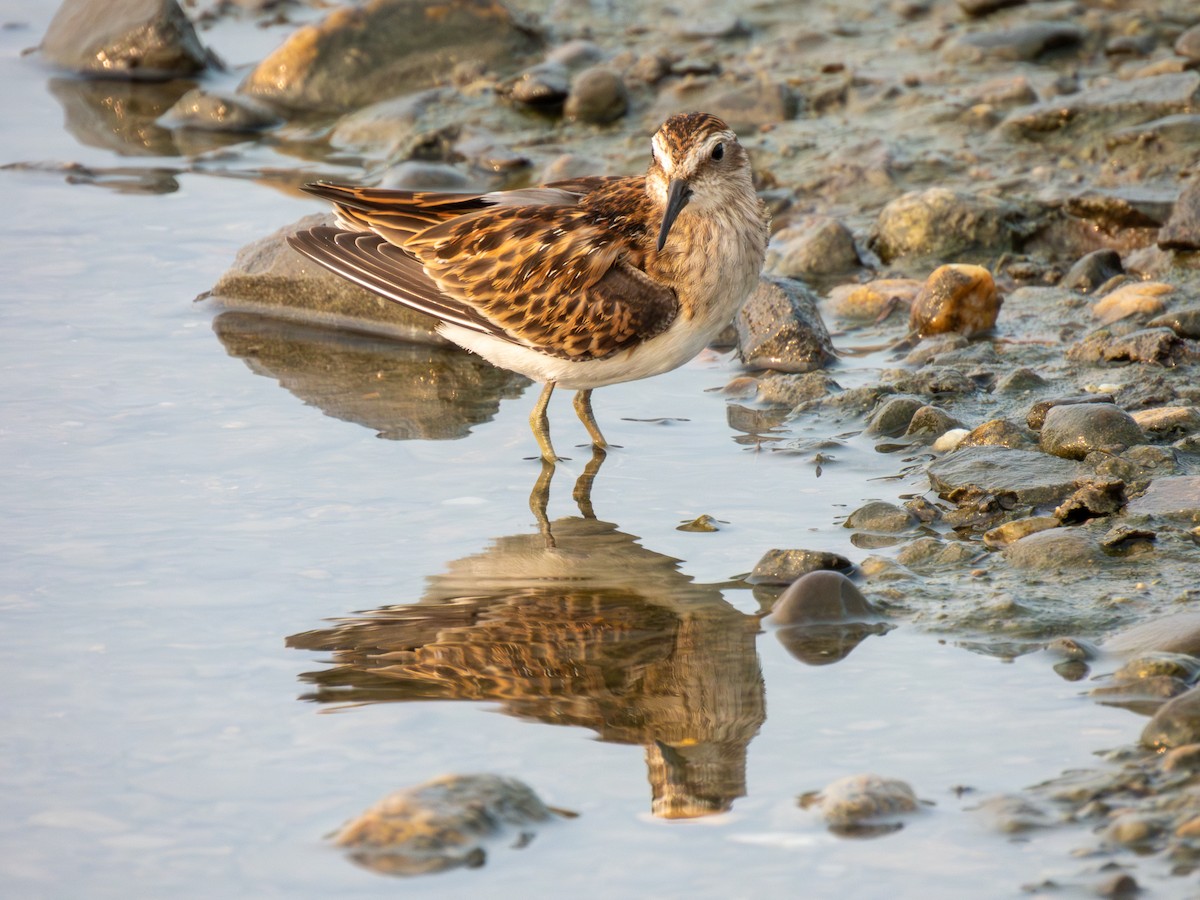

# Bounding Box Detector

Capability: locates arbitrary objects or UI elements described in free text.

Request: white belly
[441,310,726,390]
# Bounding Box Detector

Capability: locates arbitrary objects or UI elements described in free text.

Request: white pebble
[932,428,970,452]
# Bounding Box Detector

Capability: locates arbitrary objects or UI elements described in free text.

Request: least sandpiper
[288,112,769,461]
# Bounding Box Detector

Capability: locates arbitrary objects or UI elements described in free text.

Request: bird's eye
[711,142,725,161]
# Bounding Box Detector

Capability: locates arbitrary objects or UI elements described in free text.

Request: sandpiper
[288,112,769,461]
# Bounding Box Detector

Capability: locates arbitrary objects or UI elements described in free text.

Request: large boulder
[239,0,542,114]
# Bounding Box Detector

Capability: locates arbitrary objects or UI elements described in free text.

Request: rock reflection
[288,454,766,818]
[48,76,242,158]
[774,623,892,666]
[212,312,528,440]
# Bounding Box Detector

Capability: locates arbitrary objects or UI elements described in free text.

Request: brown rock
[1158,176,1200,251]
[910,265,1000,338]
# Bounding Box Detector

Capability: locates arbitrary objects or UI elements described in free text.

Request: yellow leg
[572,445,607,519]
[572,389,608,449]
[529,458,557,548]
[530,381,558,463]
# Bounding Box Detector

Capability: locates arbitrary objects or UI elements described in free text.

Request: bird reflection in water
[289,449,765,819]
[289,451,892,819]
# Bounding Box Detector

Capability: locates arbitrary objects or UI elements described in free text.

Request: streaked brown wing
[286,226,502,338]
[405,199,677,360]
[295,177,678,360]
[300,182,494,244]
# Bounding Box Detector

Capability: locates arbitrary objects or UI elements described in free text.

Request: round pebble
[807,774,918,829]
[564,66,628,123]
[866,396,924,436]
[1004,528,1103,571]
[768,216,860,278]
[766,570,880,625]
[1039,403,1145,460]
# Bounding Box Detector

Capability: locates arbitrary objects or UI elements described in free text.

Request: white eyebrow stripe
[651,133,674,176]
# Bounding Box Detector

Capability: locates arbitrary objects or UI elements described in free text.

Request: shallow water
[0,3,1181,897]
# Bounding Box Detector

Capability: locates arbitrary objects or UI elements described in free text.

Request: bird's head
[646,112,752,252]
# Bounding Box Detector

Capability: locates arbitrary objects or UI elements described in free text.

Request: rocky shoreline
[27,0,1200,888]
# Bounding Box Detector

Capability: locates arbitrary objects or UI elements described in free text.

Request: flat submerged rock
[927,446,1089,505]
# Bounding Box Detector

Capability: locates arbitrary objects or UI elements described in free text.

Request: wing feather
[292,176,679,361]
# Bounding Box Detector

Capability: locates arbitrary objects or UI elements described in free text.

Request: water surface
[0,4,1161,897]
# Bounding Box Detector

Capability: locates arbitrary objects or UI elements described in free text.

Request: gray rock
[944,22,1085,64]
[766,571,881,625]
[844,501,916,533]
[968,75,1038,109]
[239,0,541,114]
[1175,23,1200,60]
[869,188,1022,264]
[904,406,963,441]
[703,81,799,133]
[956,0,1026,16]
[1004,528,1104,571]
[1147,306,1200,340]
[159,89,280,133]
[1027,394,1115,430]
[767,217,860,279]
[538,153,608,183]
[994,367,1047,394]
[736,275,835,373]
[886,367,977,397]
[972,794,1053,834]
[377,162,485,191]
[927,446,1089,505]
[1054,479,1126,523]
[1104,612,1200,658]
[805,774,918,831]
[1125,475,1200,522]
[41,0,210,80]
[1062,249,1123,293]
[332,773,555,875]
[508,62,570,110]
[207,214,448,345]
[328,90,447,155]
[1141,686,1200,750]
[866,396,924,436]
[754,372,837,407]
[564,66,628,123]
[1039,403,1145,460]
[1064,186,1175,231]
[1157,176,1200,252]
[1104,34,1154,57]
[676,15,750,40]
[748,548,854,585]
[545,39,604,69]
[895,537,979,570]
[1001,72,1200,140]
[1107,113,1200,148]
[1068,328,1200,367]
[1092,445,1179,483]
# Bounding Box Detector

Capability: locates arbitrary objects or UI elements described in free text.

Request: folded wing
[288,180,678,361]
